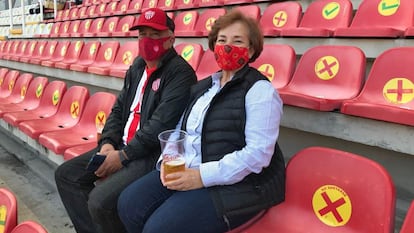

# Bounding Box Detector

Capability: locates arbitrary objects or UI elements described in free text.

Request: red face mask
[139,36,170,61]
[214,44,249,71]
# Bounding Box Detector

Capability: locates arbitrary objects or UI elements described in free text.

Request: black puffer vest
[182,65,286,228]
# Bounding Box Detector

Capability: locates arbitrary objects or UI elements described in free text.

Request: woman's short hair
[208,10,263,63]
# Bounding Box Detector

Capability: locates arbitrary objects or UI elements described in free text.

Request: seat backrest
[29,41,48,59]
[48,40,70,62]
[0,188,18,233]
[286,45,365,100]
[77,6,88,18]
[157,0,176,11]
[299,0,353,29]
[39,40,58,60]
[68,6,79,20]
[195,49,220,80]
[104,1,118,15]
[141,0,159,10]
[60,40,84,63]
[77,92,116,132]
[111,41,139,69]
[0,70,20,98]
[115,0,131,14]
[232,5,261,21]
[349,0,414,29]
[85,5,97,18]
[57,21,71,35]
[174,10,198,36]
[251,44,296,89]
[0,68,9,82]
[100,16,120,34]
[3,73,33,102]
[64,20,81,35]
[76,41,101,65]
[175,42,204,71]
[87,17,106,34]
[73,18,93,36]
[113,15,135,34]
[260,1,302,33]
[345,47,414,110]
[48,22,61,36]
[401,201,414,233]
[36,80,67,116]
[91,41,119,67]
[126,0,144,14]
[16,76,49,108]
[19,40,37,59]
[10,221,48,233]
[194,8,226,36]
[9,40,21,56]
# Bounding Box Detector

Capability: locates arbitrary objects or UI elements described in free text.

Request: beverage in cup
[158,129,187,180]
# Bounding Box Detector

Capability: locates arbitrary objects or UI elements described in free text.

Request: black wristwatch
[118,150,130,167]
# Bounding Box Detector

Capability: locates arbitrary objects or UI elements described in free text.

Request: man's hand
[95,150,123,178]
[161,166,204,191]
[99,143,115,155]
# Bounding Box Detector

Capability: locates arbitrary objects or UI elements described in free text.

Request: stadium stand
[69,41,101,72]
[82,17,106,37]
[0,73,33,104]
[341,47,414,126]
[40,40,70,67]
[17,41,39,63]
[27,40,58,65]
[0,70,20,99]
[281,0,353,37]
[174,42,204,72]
[278,45,366,111]
[0,188,17,233]
[242,147,396,233]
[400,201,414,233]
[54,40,84,69]
[18,85,89,139]
[22,41,48,64]
[10,221,48,233]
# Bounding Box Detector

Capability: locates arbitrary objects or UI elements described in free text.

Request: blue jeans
[118,170,229,233]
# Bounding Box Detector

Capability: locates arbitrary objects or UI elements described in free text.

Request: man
[55,8,197,233]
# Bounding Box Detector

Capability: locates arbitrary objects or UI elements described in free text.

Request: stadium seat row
[46,0,414,38]
[0,70,116,159]
[0,188,48,233]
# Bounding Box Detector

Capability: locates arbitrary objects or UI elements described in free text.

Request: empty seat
[3,40,21,60]
[184,8,226,37]
[70,18,93,37]
[251,44,296,89]
[40,41,71,67]
[28,41,58,65]
[42,22,61,38]
[0,188,17,233]
[174,10,199,37]
[281,0,353,37]
[243,146,396,233]
[83,17,106,37]
[195,49,220,80]
[232,5,260,21]
[0,70,20,99]
[96,16,120,37]
[69,41,102,72]
[110,15,136,37]
[126,0,143,14]
[92,41,138,77]
[2,81,67,127]
[335,0,414,38]
[174,42,204,72]
[341,47,414,126]
[76,6,88,19]
[20,40,48,63]
[86,41,120,75]
[92,2,108,17]
[39,92,116,154]
[173,0,198,10]
[157,0,176,11]
[0,73,33,105]
[400,201,414,233]
[141,0,159,11]
[195,0,223,8]
[259,1,302,37]
[16,41,38,63]
[278,45,366,111]
[59,20,81,37]
[63,142,98,160]
[83,5,97,19]
[9,41,29,61]
[54,40,85,70]
[113,0,131,15]
[18,85,89,139]
[10,221,48,233]
[0,77,48,118]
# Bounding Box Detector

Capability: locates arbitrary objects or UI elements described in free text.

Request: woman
[117,10,286,233]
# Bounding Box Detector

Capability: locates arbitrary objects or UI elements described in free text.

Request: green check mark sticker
[378,0,400,16]
[181,46,194,61]
[52,90,60,105]
[183,13,193,25]
[322,2,340,20]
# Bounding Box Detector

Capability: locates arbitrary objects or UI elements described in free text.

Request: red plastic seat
[0,77,48,118]
[126,0,143,14]
[59,20,81,37]
[0,188,17,233]
[0,70,20,99]
[64,142,97,160]
[61,8,72,21]
[242,146,396,233]
[195,0,223,8]
[110,15,136,37]
[70,18,93,37]
[400,201,414,233]
[86,41,120,75]
[251,44,296,89]
[28,41,58,65]
[76,6,88,19]
[281,0,353,37]
[54,40,85,70]
[278,45,366,111]
[39,92,116,154]
[21,41,48,63]
[69,41,101,72]
[174,10,198,37]
[157,0,176,11]
[43,21,62,38]
[175,42,204,72]
[2,81,67,127]
[226,211,266,233]
[184,8,226,37]
[90,41,138,77]
[82,17,106,37]
[83,5,97,19]
[96,16,120,37]
[174,0,198,10]
[0,41,10,57]
[0,68,9,82]
[16,40,37,62]
[259,2,302,37]
[195,49,220,81]
[113,0,131,15]
[141,0,159,11]
[54,10,64,21]
[92,2,108,17]
[3,40,21,60]
[232,5,260,21]
[340,47,414,126]
[0,41,14,59]
[335,0,414,38]
[18,85,89,139]
[0,73,33,105]
[9,41,30,61]
[68,7,79,20]
[40,41,71,67]
[101,1,119,17]
[222,0,251,6]
[10,221,48,233]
